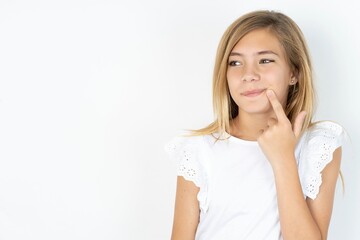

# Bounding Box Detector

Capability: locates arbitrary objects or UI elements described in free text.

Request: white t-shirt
[164,121,346,240]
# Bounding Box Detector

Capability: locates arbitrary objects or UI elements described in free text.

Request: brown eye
[259,59,275,64]
[229,61,241,66]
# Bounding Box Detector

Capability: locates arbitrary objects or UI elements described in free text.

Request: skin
[226,28,297,141]
[171,28,342,240]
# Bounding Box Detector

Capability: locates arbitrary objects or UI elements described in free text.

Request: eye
[228,60,241,66]
[259,59,275,64]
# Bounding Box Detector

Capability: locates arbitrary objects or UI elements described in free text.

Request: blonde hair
[182,10,315,140]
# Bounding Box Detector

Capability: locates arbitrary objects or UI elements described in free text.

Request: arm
[258,90,342,239]
[171,176,200,240]
[305,147,342,239]
[271,147,341,240]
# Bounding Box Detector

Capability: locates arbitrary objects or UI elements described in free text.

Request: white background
[0,0,359,239]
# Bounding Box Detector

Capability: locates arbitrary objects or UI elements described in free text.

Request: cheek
[266,72,291,101]
[227,67,244,82]
[227,82,237,100]
[226,80,242,107]
[226,73,238,93]
[273,85,290,105]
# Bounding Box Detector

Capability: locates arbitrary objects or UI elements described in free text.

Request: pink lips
[242,89,266,97]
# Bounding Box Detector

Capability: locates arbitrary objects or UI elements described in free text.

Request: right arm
[171,176,200,240]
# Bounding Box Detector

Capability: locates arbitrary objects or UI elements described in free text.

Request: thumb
[293,111,307,138]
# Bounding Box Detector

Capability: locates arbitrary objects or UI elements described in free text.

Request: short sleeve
[298,121,347,200]
[164,135,209,212]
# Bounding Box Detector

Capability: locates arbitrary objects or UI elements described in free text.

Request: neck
[230,111,276,141]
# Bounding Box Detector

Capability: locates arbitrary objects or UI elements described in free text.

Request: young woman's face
[227,28,296,116]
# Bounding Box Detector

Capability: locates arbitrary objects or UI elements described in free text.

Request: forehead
[231,28,285,56]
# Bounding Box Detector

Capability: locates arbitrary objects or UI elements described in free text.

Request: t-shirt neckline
[223,131,259,146]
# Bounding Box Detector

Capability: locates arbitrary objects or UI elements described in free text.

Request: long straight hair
[182,10,315,141]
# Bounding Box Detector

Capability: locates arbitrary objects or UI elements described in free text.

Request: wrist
[270,153,297,172]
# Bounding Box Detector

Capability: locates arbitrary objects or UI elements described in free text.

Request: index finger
[266,89,288,122]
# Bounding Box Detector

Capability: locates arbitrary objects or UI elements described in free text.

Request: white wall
[0,0,359,239]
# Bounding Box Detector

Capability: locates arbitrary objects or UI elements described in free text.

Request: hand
[257,89,307,167]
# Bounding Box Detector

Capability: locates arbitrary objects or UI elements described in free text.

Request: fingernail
[266,89,274,97]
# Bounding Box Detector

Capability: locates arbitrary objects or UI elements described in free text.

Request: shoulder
[305,121,344,142]
[297,121,346,152]
[164,132,205,158]
[298,120,347,162]
[164,131,211,212]
[297,120,347,199]
[164,129,224,156]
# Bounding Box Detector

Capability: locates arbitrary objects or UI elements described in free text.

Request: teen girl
[165,10,346,240]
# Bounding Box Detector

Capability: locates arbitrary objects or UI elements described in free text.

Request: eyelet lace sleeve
[164,135,209,212]
[298,121,346,200]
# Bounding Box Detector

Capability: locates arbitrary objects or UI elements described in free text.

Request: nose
[242,64,260,82]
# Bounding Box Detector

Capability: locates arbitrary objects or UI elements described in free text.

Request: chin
[238,101,272,115]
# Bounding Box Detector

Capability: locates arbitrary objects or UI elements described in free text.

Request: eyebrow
[229,50,279,57]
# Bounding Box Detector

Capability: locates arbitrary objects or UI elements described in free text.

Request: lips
[241,89,266,97]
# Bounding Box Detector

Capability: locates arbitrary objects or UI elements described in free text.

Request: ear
[289,72,298,86]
